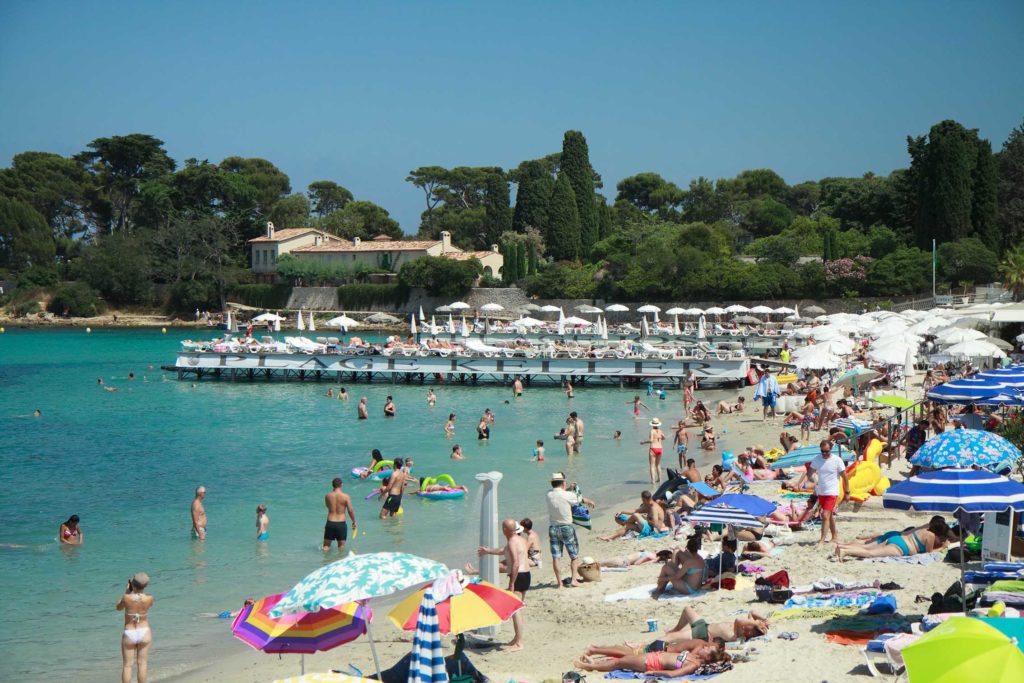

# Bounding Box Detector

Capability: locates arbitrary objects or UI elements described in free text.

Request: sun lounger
[861,632,919,679]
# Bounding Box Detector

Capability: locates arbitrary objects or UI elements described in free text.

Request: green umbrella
[870,394,916,410]
[902,616,1024,683]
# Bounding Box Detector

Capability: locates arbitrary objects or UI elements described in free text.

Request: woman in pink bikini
[59,514,82,545]
[574,639,728,677]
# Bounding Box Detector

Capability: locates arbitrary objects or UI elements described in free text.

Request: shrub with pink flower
[824,257,873,283]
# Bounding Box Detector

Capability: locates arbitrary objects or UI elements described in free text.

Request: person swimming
[255,504,269,540]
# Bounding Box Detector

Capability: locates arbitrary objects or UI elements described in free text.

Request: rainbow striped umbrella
[232,592,369,655]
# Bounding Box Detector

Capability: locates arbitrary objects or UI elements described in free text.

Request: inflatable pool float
[351,460,411,480]
[418,474,466,500]
[838,439,891,502]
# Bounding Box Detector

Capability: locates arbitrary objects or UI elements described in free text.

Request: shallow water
[0,328,738,681]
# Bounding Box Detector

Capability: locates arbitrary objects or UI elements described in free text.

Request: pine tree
[512,160,552,232]
[482,172,512,247]
[561,131,598,255]
[547,172,581,261]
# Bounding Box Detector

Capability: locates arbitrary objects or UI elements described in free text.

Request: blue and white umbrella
[909,429,1022,471]
[713,493,777,517]
[830,417,875,434]
[408,589,448,683]
[771,443,855,470]
[977,366,1024,387]
[928,377,1008,403]
[883,468,1024,514]
[685,503,764,529]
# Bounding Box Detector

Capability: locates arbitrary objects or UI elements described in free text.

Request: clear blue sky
[2,1,1022,232]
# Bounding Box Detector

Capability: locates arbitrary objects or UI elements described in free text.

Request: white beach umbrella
[936,328,987,345]
[514,316,544,327]
[697,314,706,339]
[296,310,305,331]
[749,305,773,315]
[447,313,455,333]
[636,304,661,313]
[868,341,915,366]
[814,314,830,322]
[274,317,281,332]
[409,315,418,335]
[562,316,591,326]
[429,315,437,335]
[449,301,471,310]
[945,340,1006,360]
[460,315,470,337]
[252,312,284,322]
[704,306,726,316]
[600,316,609,340]
[793,344,842,370]
[773,306,795,315]
[418,305,426,322]
[308,311,316,332]
[641,316,650,337]
[665,307,687,315]
[604,304,629,312]
[480,303,504,313]
[725,304,749,314]
[434,305,453,313]
[326,315,360,329]
[577,304,604,314]
[539,304,562,313]
[684,307,704,316]
[672,315,681,336]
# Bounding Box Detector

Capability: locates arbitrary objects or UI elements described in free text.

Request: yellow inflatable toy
[838,438,891,502]
[777,373,799,384]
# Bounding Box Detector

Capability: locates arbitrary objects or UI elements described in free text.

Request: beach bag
[866,594,897,615]
[577,561,601,583]
[768,588,793,604]
[763,570,790,588]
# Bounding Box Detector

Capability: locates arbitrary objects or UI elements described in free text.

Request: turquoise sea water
[0,329,736,682]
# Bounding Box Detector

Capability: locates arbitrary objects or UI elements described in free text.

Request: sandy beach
[167,386,959,683]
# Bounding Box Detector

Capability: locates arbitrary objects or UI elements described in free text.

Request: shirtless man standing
[380,457,407,519]
[323,478,356,552]
[357,397,369,420]
[513,377,524,398]
[570,411,584,453]
[191,486,207,541]
[479,518,529,652]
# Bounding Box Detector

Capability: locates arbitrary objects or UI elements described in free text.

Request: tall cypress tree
[971,138,999,251]
[482,172,512,247]
[512,160,553,232]
[561,131,598,255]
[596,195,612,241]
[998,121,1024,251]
[547,172,581,261]
[907,120,978,246]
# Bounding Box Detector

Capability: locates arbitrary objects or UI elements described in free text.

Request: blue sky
[1,1,1022,232]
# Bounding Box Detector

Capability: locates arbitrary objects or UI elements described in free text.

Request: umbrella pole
[301,653,305,676]
[365,603,383,676]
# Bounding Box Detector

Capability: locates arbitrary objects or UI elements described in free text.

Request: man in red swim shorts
[809,440,850,546]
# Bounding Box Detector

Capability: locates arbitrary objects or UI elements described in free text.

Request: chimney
[440,231,451,252]
[491,244,499,253]
[314,234,322,246]
[353,236,361,246]
[266,221,275,238]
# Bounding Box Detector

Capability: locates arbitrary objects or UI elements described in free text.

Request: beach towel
[783,590,880,610]
[989,580,1024,593]
[864,551,942,565]
[603,584,706,603]
[603,661,732,679]
[772,606,862,621]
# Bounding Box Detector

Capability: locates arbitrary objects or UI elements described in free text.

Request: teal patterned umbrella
[270,553,448,676]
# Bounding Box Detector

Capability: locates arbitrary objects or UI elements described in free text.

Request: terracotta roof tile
[248,228,337,243]
[292,239,445,253]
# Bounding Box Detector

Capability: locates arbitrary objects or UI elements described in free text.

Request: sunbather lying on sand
[835,518,952,561]
[665,606,770,643]
[583,637,716,659]
[598,549,671,568]
[574,640,728,677]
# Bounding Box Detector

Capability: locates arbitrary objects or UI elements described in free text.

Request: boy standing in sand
[478,518,529,651]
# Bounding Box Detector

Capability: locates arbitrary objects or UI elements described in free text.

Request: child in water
[533,440,545,462]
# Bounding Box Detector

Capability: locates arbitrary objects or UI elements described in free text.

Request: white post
[475,471,504,637]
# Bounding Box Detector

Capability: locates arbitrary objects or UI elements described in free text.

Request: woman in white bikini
[117,572,153,683]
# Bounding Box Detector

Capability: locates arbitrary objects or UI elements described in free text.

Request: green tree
[307,181,353,216]
[511,160,553,232]
[75,234,153,306]
[971,138,1000,251]
[681,177,726,223]
[398,255,482,297]
[560,131,599,255]
[317,200,402,240]
[0,151,91,238]
[546,172,581,261]
[0,196,56,272]
[741,196,793,237]
[597,196,613,241]
[615,172,684,218]
[906,120,995,248]
[150,215,243,311]
[866,247,931,295]
[1000,246,1024,301]
[867,225,901,259]
[482,172,512,247]
[219,156,291,218]
[937,238,998,285]
[76,134,176,234]
[998,120,1024,250]
[406,166,448,234]
[267,193,311,228]
[747,234,801,266]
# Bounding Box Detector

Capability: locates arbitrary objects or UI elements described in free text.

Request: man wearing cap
[641,418,666,485]
[547,473,595,588]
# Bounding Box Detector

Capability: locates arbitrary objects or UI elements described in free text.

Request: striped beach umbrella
[883,468,1024,514]
[388,579,523,634]
[233,593,369,655]
[408,589,448,683]
[272,674,378,683]
[712,493,777,517]
[928,377,1008,403]
[685,503,764,529]
[909,429,1022,471]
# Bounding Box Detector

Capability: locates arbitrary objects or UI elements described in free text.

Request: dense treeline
[2,119,1023,315]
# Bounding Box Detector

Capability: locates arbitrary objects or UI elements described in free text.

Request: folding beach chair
[861,632,918,680]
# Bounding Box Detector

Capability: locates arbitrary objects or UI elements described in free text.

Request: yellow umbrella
[902,616,1024,683]
[387,579,523,634]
